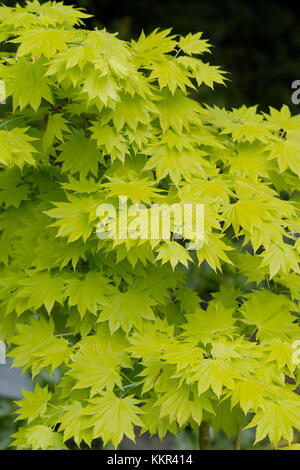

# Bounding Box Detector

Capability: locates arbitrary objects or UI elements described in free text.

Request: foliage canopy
[0,1,299,450]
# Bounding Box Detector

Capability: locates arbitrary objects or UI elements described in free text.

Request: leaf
[189,358,240,397]
[260,243,300,278]
[178,32,211,56]
[0,169,29,208]
[25,425,66,450]
[58,401,92,446]
[8,317,70,377]
[156,241,192,270]
[3,59,53,111]
[183,301,237,345]
[265,340,296,374]
[5,271,66,315]
[212,399,247,439]
[131,28,176,65]
[56,132,103,177]
[155,89,202,133]
[42,113,70,150]
[229,251,268,284]
[228,142,273,180]
[103,175,162,204]
[45,194,100,242]
[98,287,156,334]
[12,28,69,58]
[280,443,300,450]
[82,71,120,108]
[144,143,208,184]
[0,128,37,169]
[239,290,298,341]
[111,94,155,132]
[155,384,213,426]
[68,341,123,395]
[219,105,273,143]
[162,341,204,372]
[148,58,195,94]
[65,272,114,317]
[29,2,92,27]
[230,379,267,414]
[140,398,177,440]
[247,400,300,446]
[84,392,143,447]
[178,56,227,88]
[16,384,52,423]
[266,135,300,177]
[223,197,274,236]
[196,233,233,272]
[89,123,129,163]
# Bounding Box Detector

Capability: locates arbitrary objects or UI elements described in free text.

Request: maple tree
[0,1,299,450]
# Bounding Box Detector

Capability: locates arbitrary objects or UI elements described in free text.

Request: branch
[235,424,243,450]
[199,421,212,450]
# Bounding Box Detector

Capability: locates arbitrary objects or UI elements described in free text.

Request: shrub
[0,1,299,450]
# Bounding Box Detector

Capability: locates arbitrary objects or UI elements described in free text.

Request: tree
[0,1,299,450]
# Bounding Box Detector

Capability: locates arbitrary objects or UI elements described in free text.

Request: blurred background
[1,0,299,450]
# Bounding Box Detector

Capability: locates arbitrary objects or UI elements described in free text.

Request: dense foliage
[25,0,300,112]
[0,1,299,450]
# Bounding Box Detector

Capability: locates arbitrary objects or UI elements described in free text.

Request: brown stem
[199,421,212,450]
[235,424,242,450]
